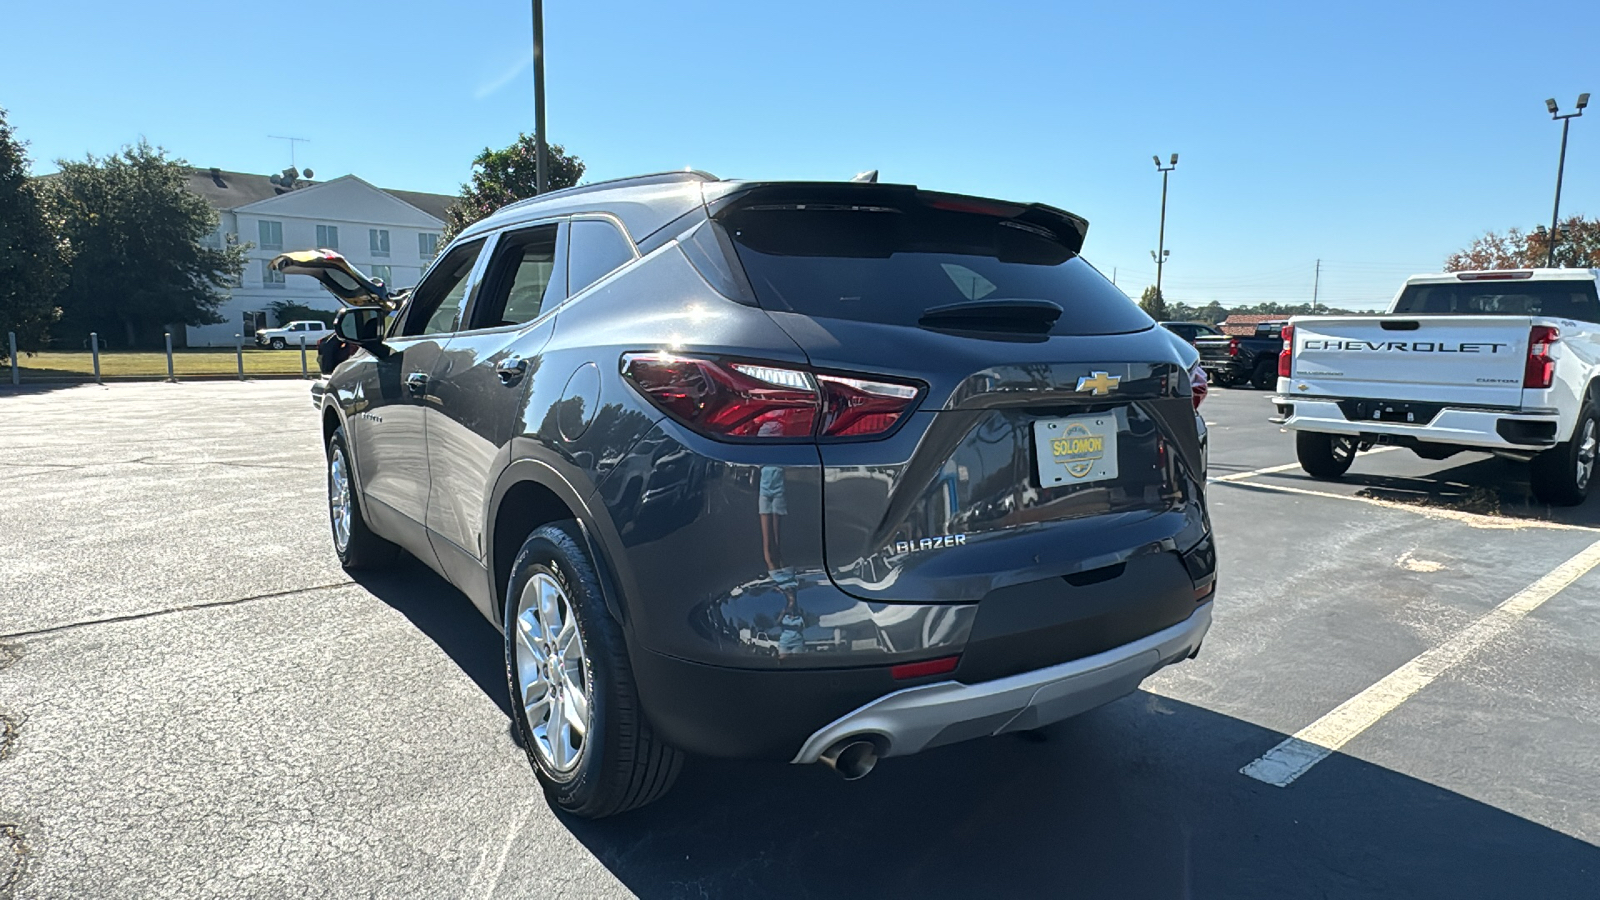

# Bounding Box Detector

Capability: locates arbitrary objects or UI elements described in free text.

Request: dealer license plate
[1034,415,1119,487]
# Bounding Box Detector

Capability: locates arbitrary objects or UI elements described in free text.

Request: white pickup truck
[1273,268,1600,505]
[255,320,334,350]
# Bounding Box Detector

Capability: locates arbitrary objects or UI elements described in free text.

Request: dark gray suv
[317,171,1216,818]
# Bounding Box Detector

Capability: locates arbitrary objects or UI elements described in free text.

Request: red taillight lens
[890,655,960,680]
[1190,362,1208,409]
[622,354,919,441]
[1227,337,1240,357]
[1524,325,1559,389]
[1277,324,1295,379]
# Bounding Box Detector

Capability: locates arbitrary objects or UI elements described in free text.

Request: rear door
[715,192,1203,604]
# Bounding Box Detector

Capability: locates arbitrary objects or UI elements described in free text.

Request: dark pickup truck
[1195,320,1286,389]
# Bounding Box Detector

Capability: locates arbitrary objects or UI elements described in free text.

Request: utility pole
[532,0,549,195]
[1544,93,1589,267]
[1151,153,1178,300]
[1312,259,1321,313]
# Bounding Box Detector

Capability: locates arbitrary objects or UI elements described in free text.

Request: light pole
[1544,93,1588,267]
[532,0,549,195]
[1152,153,1178,300]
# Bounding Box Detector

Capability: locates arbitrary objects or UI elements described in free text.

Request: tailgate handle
[1380,320,1420,331]
[1063,562,1126,587]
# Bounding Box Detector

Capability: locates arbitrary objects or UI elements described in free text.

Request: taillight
[622,353,920,441]
[1525,325,1559,389]
[1277,324,1295,379]
[1190,362,1208,409]
[1227,337,1240,357]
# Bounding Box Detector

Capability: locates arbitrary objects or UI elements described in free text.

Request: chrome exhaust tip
[818,738,879,780]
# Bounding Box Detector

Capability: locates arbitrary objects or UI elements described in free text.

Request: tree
[1526,215,1600,269]
[49,141,247,348]
[442,136,585,241]
[1139,285,1168,321]
[0,107,64,356]
[1444,226,1532,271]
[267,299,335,328]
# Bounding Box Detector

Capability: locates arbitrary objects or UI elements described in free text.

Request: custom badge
[1052,422,1105,478]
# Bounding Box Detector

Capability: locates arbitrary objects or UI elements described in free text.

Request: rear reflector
[1524,325,1559,389]
[890,655,960,680]
[622,353,921,441]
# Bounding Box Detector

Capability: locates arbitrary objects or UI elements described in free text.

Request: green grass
[11,349,314,381]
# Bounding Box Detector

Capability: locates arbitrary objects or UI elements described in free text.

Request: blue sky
[4,0,1596,310]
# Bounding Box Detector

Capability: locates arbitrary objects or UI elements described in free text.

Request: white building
[185,167,454,347]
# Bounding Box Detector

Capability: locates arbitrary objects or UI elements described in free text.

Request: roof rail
[499,169,719,214]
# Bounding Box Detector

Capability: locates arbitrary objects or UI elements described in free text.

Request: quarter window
[370,228,391,257]
[402,238,486,337]
[316,224,339,250]
[567,219,634,296]
[258,220,283,252]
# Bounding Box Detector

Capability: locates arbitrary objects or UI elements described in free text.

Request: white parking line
[1208,447,1396,484]
[1241,537,1600,787]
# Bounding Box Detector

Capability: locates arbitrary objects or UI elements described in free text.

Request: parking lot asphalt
[2,380,1598,899]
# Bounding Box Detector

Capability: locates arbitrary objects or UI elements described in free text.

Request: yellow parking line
[1218,478,1600,533]
[1241,537,1600,787]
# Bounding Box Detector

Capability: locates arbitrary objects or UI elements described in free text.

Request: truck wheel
[327,427,400,569]
[1530,401,1598,506]
[1212,371,1234,388]
[1297,432,1357,479]
[1251,361,1276,391]
[270,337,287,350]
[505,522,682,818]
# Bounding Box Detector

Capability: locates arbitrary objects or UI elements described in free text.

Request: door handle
[405,372,429,396]
[496,356,528,385]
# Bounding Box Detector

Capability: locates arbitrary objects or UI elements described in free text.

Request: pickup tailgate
[1290,315,1530,407]
[1194,334,1234,368]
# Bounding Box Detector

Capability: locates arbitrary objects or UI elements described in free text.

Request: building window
[370,264,393,286]
[262,260,285,288]
[199,228,222,250]
[419,232,440,261]
[316,224,339,250]
[258,220,283,252]
[370,228,390,257]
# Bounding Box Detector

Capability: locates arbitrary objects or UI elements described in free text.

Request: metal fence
[6,331,321,386]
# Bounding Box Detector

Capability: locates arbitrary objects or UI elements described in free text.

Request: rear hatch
[711,185,1207,605]
[269,250,394,307]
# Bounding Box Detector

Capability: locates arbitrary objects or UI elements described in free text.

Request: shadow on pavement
[562,692,1599,899]
[1341,455,1600,528]
[350,556,512,719]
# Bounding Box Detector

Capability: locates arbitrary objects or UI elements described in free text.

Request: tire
[1530,398,1598,507]
[1251,360,1276,391]
[504,522,682,818]
[326,427,400,569]
[270,337,287,350]
[1211,371,1234,388]
[1297,432,1357,479]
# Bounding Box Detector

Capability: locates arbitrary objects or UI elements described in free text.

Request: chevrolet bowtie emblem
[1075,371,1121,395]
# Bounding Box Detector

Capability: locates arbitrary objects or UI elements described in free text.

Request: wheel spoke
[550,711,571,767]
[516,613,546,662]
[523,682,551,725]
[538,576,562,634]
[563,679,589,736]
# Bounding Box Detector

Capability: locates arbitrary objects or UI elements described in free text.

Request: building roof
[184,167,455,223]
[1219,313,1286,336]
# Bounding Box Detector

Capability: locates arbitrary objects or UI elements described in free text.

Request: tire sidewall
[503,525,611,803]
[327,429,357,567]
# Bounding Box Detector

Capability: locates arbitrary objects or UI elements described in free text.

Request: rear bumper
[791,602,1211,763]
[1272,397,1561,450]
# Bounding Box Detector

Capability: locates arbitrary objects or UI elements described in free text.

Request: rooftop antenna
[851,169,879,183]
[267,135,311,169]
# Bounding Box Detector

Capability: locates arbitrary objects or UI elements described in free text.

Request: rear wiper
[918,298,1063,333]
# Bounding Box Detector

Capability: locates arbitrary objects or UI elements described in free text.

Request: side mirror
[334,306,388,346]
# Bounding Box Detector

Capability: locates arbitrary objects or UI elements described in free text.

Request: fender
[484,452,635,629]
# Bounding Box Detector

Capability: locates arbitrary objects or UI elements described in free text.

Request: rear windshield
[1393,280,1600,322]
[721,205,1152,336]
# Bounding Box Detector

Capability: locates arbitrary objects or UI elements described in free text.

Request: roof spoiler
[704,182,1089,254]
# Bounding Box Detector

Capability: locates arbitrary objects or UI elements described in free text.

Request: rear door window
[469,224,564,329]
[1393,280,1600,322]
[720,205,1151,336]
[567,219,635,295]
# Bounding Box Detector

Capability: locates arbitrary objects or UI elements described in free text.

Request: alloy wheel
[1578,417,1597,492]
[513,572,591,773]
[329,446,352,552]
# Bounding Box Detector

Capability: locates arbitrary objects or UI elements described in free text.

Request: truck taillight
[622,353,921,441]
[1227,337,1240,357]
[1524,325,1559,389]
[1277,324,1295,379]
